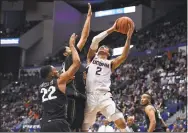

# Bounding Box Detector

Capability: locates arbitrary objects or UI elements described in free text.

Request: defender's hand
[69,33,77,47]
[87,3,92,17]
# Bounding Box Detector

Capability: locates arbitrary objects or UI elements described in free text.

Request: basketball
[116,17,134,34]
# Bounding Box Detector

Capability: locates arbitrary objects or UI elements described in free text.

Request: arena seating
[0,6,187,132]
[93,50,186,132]
[41,6,186,67]
[1,20,41,38]
[1,49,186,132]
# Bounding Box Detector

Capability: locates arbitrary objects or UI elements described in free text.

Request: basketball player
[60,3,91,59]
[82,22,134,132]
[60,3,92,132]
[140,93,165,132]
[39,33,80,132]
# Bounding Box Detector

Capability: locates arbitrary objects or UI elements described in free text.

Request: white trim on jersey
[61,62,65,73]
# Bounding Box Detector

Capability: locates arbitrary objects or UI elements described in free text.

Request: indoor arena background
[0,0,187,132]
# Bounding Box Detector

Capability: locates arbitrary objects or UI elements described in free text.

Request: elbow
[120,55,127,61]
[148,121,156,132]
[92,36,99,43]
[123,51,129,58]
[77,60,81,67]
[151,120,156,127]
[72,60,81,72]
[74,59,81,67]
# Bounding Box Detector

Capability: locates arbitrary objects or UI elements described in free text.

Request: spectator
[1,6,187,132]
[125,116,136,132]
[166,128,170,132]
[171,124,179,132]
[97,119,114,132]
[179,124,186,132]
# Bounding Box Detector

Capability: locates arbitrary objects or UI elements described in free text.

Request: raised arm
[111,24,134,71]
[87,23,116,64]
[77,3,92,52]
[58,33,81,86]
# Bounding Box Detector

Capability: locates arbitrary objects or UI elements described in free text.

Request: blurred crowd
[169,117,187,132]
[134,7,186,51]
[89,50,187,132]
[0,6,187,133]
[0,72,14,82]
[43,7,186,66]
[135,21,186,51]
[1,80,42,132]
[1,20,40,38]
[1,50,187,132]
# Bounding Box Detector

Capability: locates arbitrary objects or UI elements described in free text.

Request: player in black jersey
[39,33,80,132]
[141,93,165,132]
[59,3,92,132]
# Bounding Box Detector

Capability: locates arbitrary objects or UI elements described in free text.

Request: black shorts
[40,119,71,132]
[67,98,76,125]
[71,98,86,130]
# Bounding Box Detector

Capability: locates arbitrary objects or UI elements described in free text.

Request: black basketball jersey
[64,46,86,94]
[144,105,163,131]
[39,79,67,122]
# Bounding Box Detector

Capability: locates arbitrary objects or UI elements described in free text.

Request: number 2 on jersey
[96,67,102,75]
[41,86,57,102]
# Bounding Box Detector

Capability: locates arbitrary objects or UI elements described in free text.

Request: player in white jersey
[82,22,134,132]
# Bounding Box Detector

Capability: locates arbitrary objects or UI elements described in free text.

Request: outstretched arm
[77,3,92,51]
[111,25,134,71]
[58,33,81,93]
[87,23,116,64]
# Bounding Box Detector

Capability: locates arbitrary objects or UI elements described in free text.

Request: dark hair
[143,92,154,104]
[58,46,68,61]
[61,46,67,54]
[100,45,113,59]
[40,65,52,79]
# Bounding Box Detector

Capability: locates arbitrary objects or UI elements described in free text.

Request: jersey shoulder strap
[88,54,97,66]
[61,62,66,73]
[52,78,58,88]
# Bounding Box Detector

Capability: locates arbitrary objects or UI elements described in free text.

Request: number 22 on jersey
[41,86,57,102]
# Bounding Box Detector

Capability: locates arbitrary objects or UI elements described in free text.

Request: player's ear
[107,48,112,59]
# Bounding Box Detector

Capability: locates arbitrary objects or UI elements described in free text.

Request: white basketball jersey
[86,55,112,92]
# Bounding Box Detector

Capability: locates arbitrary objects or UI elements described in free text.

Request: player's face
[179,124,183,129]
[98,46,110,58]
[51,66,59,78]
[103,120,109,126]
[166,128,170,132]
[127,117,134,126]
[141,94,149,106]
[63,46,71,56]
[173,124,177,128]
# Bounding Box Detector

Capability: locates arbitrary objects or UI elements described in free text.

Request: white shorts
[83,91,123,127]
